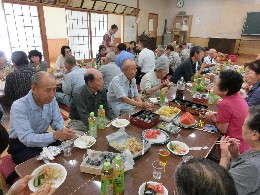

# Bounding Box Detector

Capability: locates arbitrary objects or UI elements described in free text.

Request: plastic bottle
[101,162,114,195]
[160,88,166,106]
[81,59,85,67]
[208,90,215,105]
[112,156,125,195]
[88,112,97,138]
[91,59,95,68]
[98,105,106,130]
[194,71,198,83]
[176,77,185,99]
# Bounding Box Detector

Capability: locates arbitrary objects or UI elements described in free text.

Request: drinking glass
[152,160,164,180]
[62,140,72,156]
[159,149,170,172]
[199,110,206,128]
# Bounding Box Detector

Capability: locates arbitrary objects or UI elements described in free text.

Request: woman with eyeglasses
[244,60,260,106]
[54,46,72,71]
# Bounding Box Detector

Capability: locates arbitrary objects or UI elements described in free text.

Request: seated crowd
[0,39,260,195]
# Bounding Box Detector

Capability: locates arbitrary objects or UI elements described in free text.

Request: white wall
[43,6,67,39]
[108,14,122,38]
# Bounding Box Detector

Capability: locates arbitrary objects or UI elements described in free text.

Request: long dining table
[15,89,220,195]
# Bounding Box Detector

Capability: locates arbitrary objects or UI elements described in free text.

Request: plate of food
[142,129,169,144]
[111,119,130,128]
[28,163,67,192]
[139,181,168,195]
[74,135,96,149]
[155,106,181,122]
[178,112,197,128]
[167,141,189,155]
[158,122,181,134]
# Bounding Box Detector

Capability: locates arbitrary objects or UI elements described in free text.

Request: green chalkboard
[243,12,260,35]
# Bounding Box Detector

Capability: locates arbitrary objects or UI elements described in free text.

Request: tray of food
[170,99,208,115]
[142,129,169,144]
[155,106,181,122]
[130,110,160,129]
[158,122,181,134]
[173,112,198,129]
[192,92,209,104]
[106,130,151,158]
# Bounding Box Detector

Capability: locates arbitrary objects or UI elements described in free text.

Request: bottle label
[113,169,124,194]
[89,123,97,138]
[98,116,106,129]
[101,176,113,195]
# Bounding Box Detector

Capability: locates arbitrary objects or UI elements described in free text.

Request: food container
[155,106,181,122]
[130,110,160,129]
[192,92,209,104]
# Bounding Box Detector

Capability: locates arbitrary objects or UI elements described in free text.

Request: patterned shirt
[70,85,112,127]
[102,30,114,52]
[8,90,64,147]
[168,51,181,71]
[29,61,48,72]
[4,65,36,101]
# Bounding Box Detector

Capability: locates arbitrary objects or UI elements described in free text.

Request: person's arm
[121,96,144,108]
[62,75,73,95]
[190,63,209,81]
[143,80,167,95]
[54,56,63,70]
[210,114,229,134]
[246,91,260,106]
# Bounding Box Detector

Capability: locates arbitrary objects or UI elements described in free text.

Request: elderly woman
[28,50,48,71]
[175,158,238,195]
[244,60,260,106]
[54,45,71,71]
[220,105,260,195]
[140,55,170,98]
[210,70,251,154]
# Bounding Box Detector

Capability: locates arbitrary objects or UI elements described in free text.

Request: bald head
[209,48,217,59]
[122,59,136,71]
[31,71,55,87]
[84,68,104,91]
[122,59,137,80]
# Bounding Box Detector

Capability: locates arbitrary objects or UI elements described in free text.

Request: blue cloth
[115,51,135,69]
[8,91,64,147]
[107,73,138,116]
[245,82,260,106]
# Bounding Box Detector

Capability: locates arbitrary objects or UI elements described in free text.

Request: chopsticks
[215,140,240,145]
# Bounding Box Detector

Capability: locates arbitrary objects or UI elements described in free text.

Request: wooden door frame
[148,13,158,38]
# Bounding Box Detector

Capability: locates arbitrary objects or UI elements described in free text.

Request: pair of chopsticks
[215,140,240,145]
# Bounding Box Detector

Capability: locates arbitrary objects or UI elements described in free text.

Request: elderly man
[69,68,112,133]
[99,52,121,89]
[107,59,153,117]
[115,43,135,69]
[155,45,165,58]
[140,55,170,98]
[8,71,76,164]
[202,48,219,73]
[165,45,181,73]
[5,51,37,102]
[56,55,86,106]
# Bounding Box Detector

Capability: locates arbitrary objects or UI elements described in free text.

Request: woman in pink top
[210,70,251,153]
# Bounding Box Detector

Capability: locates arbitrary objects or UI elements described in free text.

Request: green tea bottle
[98,105,106,130]
[112,156,125,195]
[88,112,97,138]
[160,88,166,106]
[101,162,114,195]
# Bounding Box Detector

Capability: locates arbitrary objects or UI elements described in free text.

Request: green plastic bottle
[98,105,106,130]
[81,59,85,67]
[112,156,125,195]
[160,88,166,106]
[194,71,198,83]
[101,162,114,195]
[88,112,97,138]
[91,59,95,68]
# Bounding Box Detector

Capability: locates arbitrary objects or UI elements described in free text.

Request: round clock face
[177,0,184,8]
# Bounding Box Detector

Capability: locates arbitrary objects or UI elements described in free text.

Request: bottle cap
[99,105,103,109]
[115,155,122,163]
[90,112,94,117]
[103,162,111,170]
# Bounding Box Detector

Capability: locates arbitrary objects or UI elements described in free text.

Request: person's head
[31,71,57,106]
[154,55,169,79]
[214,70,243,97]
[155,45,165,57]
[242,105,260,146]
[122,59,137,80]
[129,41,136,49]
[0,51,7,69]
[117,43,127,52]
[165,45,174,56]
[110,24,118,34]
[61,46,71,57]
[208,48,217,59]
[244,60,260,86]
[175,45,183,53]
[204,47,209,57]
[175,158,238,195]
[11,51,29,68]
[28,50,42,64]
[84,68,104,92]
[99,45,107,55]
[138,40,148,50]
[190,46,204,62]
[105,52,116,64]
[0,123,9,155]
[64,55,77,72]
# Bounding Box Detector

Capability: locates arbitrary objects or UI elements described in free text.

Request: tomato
[156,183,164,194]
[145,130,158,139]
[155,129,161,135]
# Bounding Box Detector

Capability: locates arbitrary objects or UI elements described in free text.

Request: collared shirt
[137,48,156,73]
[115,51,135,69]
[203,55,216,72]
[168,51,181,71]
[62,66,86,95]
[245,82,260,106]
[29,61,48,72]
[54,55,65,70]
[99,62,121,89]
[8,90,64,147]
[4,65,37,101]
[102,30,114,52]
[170,58,196,83]
[140,70,160,98]
[70,85,112,127]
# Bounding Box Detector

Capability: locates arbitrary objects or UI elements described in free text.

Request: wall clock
[176,0,184,8]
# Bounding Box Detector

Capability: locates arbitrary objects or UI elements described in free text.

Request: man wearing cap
[140,55,170,98]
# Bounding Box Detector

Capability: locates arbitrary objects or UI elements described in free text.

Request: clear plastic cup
[152,160,164,180]
[62,140,72,156]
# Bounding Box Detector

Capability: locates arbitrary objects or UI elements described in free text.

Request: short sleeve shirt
[140,70,160,97]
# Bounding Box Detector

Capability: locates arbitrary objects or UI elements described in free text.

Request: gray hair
[157,45,165,53]
[155,55,170,71]
[106,52,116,62]
[64,55,77,66]
[31,71,54,86]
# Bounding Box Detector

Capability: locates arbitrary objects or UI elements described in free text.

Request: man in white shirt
[203,48,218,72]
[136,40,155,83]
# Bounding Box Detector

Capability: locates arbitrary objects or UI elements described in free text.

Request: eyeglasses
[244,71,255,75]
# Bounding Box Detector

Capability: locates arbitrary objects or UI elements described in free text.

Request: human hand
[143,102,154,111]
[226,137,240,159]
[220,136,231,161]
[8,175,33,195]
[53,127,76,140]
[160,80,168,88]
[31,184,56,195]
[201,62,210,69]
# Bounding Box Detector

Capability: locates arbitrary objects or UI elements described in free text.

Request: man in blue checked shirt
[8,71,76,164]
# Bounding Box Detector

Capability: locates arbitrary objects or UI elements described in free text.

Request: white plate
[28,163,67,192]
[167,141,189,155]
[179,118,197,128]
[149,98,168,104]
[142,129,169,144]
[138,181,168,195]
[74,136,96,149]
[111,119,130,128]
